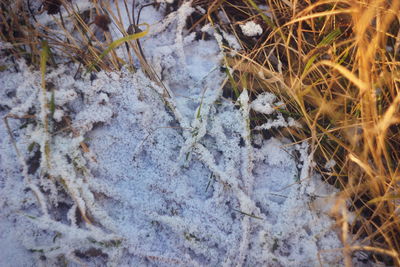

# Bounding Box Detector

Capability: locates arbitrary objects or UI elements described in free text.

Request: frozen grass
[192,0,400,264]
[0,0,399,266]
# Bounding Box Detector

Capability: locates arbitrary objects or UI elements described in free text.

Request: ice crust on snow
[0,1,347,266]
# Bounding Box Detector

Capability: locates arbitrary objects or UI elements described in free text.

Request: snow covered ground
[0,1,350,266]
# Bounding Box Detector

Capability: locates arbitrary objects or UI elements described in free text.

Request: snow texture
[157,0,175,3]
[240,21,263,37]
[0,1,348,266]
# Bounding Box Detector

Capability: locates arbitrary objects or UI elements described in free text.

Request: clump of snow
[212,27,241,56]
[250,92,301,130]
[0,41,13,50]
[251,92,277,114]
[325,159,337,170]
[221,30,241,51]
[53,109,64,122]
[201,23,212,33]
[240,21,263,37]
[156,0,174,3]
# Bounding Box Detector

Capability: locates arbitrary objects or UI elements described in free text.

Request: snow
[325,159,337,170]
[157,0,175,3]
[53,109,64,122]
[0,1,353,266]
[251,92,277,115]
[240,21,263,37]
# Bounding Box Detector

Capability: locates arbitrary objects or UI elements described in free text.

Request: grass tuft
[194,0,400,264]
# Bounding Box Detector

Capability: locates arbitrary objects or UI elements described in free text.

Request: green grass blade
[318,28,341,47]
[50,91,55,117]
[225,67,240,98]
[245,0,275,28]
[337,47,350,65]
[87,23,150,73]
[303,28,341,74]
[304,54,319,74]
[40,40,50,90]
[40,40,51,168]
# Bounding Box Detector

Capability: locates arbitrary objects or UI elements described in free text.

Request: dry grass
[0,0,157,75]
[1,0,400,265]
[193,0,400,264]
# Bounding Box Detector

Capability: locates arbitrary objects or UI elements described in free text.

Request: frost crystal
[240,21,263,37]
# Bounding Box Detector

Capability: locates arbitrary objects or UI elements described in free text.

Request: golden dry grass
[194,0,400,264]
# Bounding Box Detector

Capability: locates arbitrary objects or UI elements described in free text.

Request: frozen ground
[0,1,351,266]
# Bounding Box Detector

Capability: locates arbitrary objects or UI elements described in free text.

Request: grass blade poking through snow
[40,40,51,169]
[87,23,150,73]
[40,41,50,89]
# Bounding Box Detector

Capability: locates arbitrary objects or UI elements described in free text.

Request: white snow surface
[0,1,346,266]
[157,0,175,3]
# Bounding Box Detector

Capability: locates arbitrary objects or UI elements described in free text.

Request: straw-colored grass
[194,0,400,264]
